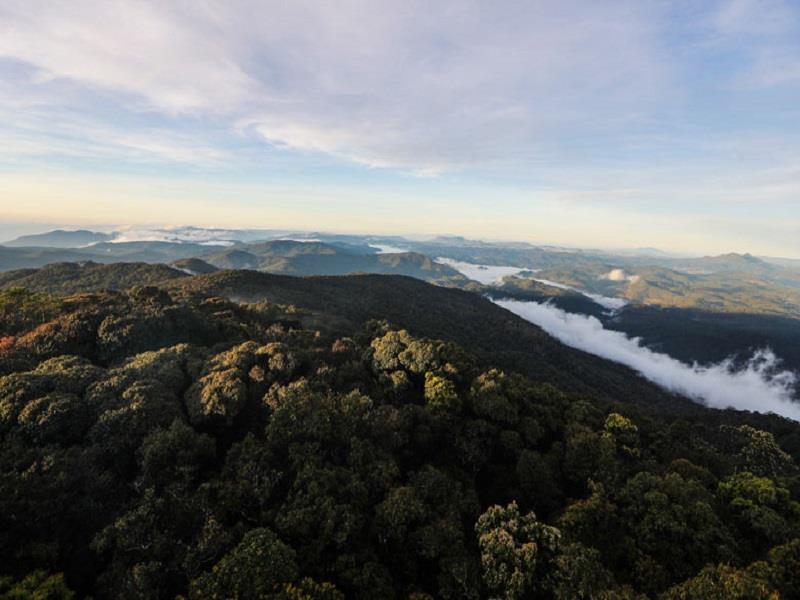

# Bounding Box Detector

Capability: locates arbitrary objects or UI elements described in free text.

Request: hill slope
[0,262,186,293]
[168,270,745,417]
[1,267,799,598]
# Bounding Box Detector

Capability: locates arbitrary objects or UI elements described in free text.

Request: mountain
[0,264,699,411]
[0,240,233,271]
[168,269,760,416]
[491,275,608,318]
[170,257,219,275]
[0,238,467,285]
[83,240,233,262]
[667,253,776,275]
[202,248,260,269]
[0,261,186,294]
[604,304,800,373]
[1,264,799,598]
[3,229,114,247]
[762,256,800,271]
[516,257,800,319]
[202,241,468,284]
[0,246,95,271]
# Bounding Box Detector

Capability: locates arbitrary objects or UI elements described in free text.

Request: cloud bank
[371,244,410,255]
[108,226,284,245]
[435,258,527,285]
[439,257,629,309]
[602,268,639,283]
[495,298,800,421]
[527,277,629,311]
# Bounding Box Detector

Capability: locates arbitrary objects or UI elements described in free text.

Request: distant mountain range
[0,238,467,286]
[3,229,115,247]
[2,227,799,318]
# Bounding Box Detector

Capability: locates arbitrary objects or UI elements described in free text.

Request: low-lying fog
[442,259,800,421]
[434,258,527,284]
[525,277,628,311]
[434,257,626,310]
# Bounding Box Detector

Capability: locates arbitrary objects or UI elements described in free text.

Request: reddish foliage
[0,335,17,357]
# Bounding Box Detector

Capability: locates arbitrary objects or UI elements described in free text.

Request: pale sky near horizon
[1,0,799,257]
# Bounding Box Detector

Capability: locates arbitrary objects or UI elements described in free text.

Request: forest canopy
[0,278,799,599]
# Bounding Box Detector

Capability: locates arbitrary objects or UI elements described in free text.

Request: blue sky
[1,0,799,256]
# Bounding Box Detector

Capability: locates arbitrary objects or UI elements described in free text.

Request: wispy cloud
[711,0,800,88]
[0,0,673,172]
[1,1,799,255]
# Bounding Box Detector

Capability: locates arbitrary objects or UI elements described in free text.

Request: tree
[138,420,216,492]
[547,542,615,599]
[190,528,298,599]
[469,370,519,426]
[763,538,800,597]
[0,570,75,600]
[602,413,640,459]
[722,425,795,478]
[659,564,778,600]
[475,501,560,599]
[718,471,799,557]
[0,288,62,337]
[424,372,460,412]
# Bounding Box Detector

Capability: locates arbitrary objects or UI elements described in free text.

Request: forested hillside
[1,271,800,598]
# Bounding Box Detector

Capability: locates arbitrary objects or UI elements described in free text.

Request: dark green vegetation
[0,262,187,294]
[0,242,214,271]
[2,266,800,598]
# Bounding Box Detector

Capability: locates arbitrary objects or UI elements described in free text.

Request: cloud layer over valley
[496,298,800,421]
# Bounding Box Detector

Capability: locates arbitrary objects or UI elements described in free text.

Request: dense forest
[1,269,800,598]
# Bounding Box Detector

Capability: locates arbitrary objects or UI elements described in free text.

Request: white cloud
[714,0,796,37]
[0,2,255,113]
[0,0,672,172]
[371,244,410,254]
[0,0,798,258]
[528,277,629,311]
[434,258,527,285]
[712,0,800,88]
[603,268,639,282]
[496,298,800,421]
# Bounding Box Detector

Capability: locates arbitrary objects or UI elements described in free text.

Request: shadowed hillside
[0,262,187,294]
[165,270,753,418]
[1,266,799,598]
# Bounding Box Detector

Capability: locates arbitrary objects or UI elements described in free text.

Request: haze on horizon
[1,0,799,258]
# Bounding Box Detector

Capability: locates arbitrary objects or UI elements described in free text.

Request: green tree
[190,528,298,599]
[718,472,800,557]
[659,564,777,600]
[424,372,460,412]
[0,570,75,600]
[475,501,560,599]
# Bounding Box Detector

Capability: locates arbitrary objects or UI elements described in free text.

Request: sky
[1,0,799,256]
